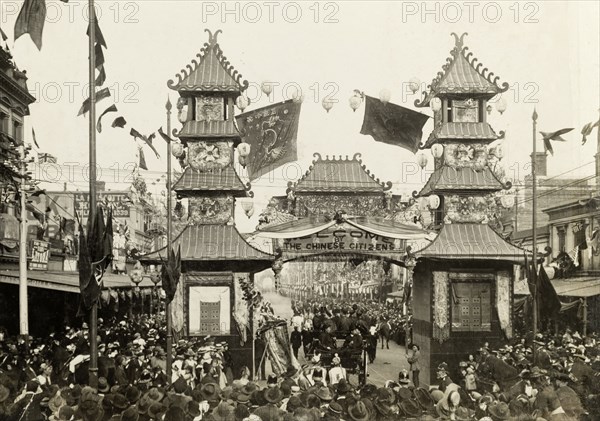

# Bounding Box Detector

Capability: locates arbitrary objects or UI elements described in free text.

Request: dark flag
[360,95,429,153]
[86,18,107,49]
[78,87,111,116]
[79,207,113,309]
[0,26,8,42]
[97,104,118,133]
[138,147,148,170]
[95,66,106,87]
[31,127,39,148]
[235,99,301,180]
[130,128,160,159]
[539,128,574,155]
[160,245,181,304]
[14,0,46,50]
[112,116,127,129]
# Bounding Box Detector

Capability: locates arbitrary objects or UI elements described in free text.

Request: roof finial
[450,32,468,50]
[205,29,222,46]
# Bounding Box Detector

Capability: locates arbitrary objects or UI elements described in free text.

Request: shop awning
[416,223,527,262]
[515,276,600,298]
[0,270,159,294]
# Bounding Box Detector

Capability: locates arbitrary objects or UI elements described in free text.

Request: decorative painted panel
[188,197,233,225]
[452,99,479,122]
[296,195,387,218]
[444,143,488,170]
[187,141,232,170]
[195,96,224,122]
[496,271,512,339]
[432,271,450,343]
[444,194,497,224]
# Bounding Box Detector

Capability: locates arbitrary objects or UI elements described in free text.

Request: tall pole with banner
[19,144,28,346]
[165,97,173,385]
[87,0,99,388]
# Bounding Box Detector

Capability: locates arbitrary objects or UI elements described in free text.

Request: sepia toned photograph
[0,1,599,420]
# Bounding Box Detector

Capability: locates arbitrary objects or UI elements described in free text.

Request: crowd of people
[0,295,599,420]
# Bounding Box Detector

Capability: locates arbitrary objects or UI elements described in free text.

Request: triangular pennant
[111,116,127,129]
[95,66,106,87]
[78,87,111,116]
[86,17,107,49]
[138,148,148,170]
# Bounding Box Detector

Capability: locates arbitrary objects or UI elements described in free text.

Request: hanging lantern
[237,141,251,158]
[349,95,362,112]
[322,97,335,113]
[246,208,255,218]
[238,155,247,168]
[379,88,391,105]
[236,95,250,112]
[428,194,440,210]
[408,77,420,94]
[241,200,254,214]
[129,261,144,288]
[171,142,184,158]
[430,97,442,112]
[431,144,444,159]
[500,194,515,209]
[177,105,189,124]
[418,197,429,211]
[486,104,493,115]
[261,81,273,97]
[417,153,428,169]
[496,97,507,114]
[495,144,504,159]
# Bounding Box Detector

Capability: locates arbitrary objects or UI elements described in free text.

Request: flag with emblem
[360,95,429,153]
[78,206,113,309]
[236,99,302,181]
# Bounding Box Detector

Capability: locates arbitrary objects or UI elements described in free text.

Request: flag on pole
[94,43,105,69]
[539,128,574,155]
[78,87,111,116]
[95,66,106,87]
[14,0,46,50]
[31,127,40,148]
[86,18,107,48]
[235,99,302,180]
[97,104,118,133]
[130,128,160,159]
[138,147,148,170]
[112,116,127,129]
[581,120,599,145]
[160,245,181,304]
[78,207,114,309]
[537,265,563,316]
[360,95,429,153]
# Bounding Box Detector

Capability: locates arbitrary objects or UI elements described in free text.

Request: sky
[1,0,599,232]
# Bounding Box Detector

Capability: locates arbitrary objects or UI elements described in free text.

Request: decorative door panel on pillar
[185,273,233,337]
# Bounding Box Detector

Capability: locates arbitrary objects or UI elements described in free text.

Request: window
[0,112,8,134]
[188,286,231,336]
[451,281,491,332]
[12,120,22,142]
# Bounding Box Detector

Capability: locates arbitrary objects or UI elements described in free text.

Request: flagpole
[531,108,538,364]
[19,143,28,348]
[88,0,98,389]
[165,97,173,386]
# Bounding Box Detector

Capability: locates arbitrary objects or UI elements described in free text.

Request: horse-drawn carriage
[306,335,368,385]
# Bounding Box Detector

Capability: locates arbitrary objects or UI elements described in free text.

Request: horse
[478,354,520,392]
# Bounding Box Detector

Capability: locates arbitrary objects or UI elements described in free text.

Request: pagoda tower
[411,33,526,384]
[146,30,273,369]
